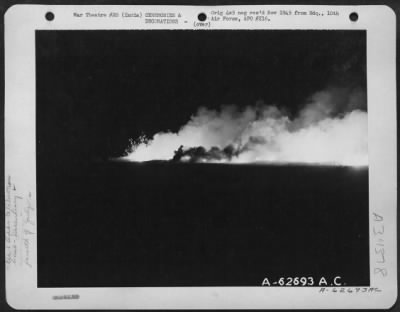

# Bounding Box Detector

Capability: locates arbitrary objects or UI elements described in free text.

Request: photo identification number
[261,276,343,286]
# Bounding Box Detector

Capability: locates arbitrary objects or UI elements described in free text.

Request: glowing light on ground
[123,89,368,167]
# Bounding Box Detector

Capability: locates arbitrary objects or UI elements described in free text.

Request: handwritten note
[5,175,35,269]
[372,212,386,278]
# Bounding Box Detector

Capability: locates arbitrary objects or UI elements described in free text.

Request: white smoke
[123,88,368,166]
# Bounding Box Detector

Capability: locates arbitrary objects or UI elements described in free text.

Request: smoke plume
[123,88,367,166]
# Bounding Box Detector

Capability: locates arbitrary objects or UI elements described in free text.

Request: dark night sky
[36,30,366,167]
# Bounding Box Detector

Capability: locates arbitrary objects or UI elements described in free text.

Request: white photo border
[4,4,397,309]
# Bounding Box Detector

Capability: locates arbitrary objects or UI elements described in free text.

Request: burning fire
[123,88,368,167]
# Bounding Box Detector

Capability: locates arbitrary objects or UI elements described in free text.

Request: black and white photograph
[4,5,397,310]
[36,29,369,287]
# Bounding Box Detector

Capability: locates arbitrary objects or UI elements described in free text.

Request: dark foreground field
[37,161,369,287]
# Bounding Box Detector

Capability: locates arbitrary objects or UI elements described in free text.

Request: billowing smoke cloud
[123,88,367,166]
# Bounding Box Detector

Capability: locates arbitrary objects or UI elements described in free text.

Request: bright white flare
[123,89,368,166]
